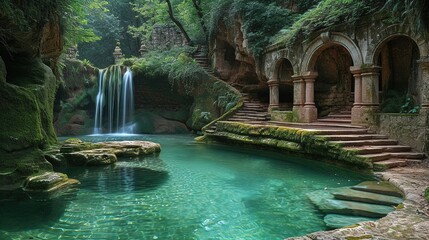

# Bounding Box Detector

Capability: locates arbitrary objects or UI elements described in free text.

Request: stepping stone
[351,181,402,197]
[324,214,377,229]
[331,187,403,206]
[331,139,398,147]
[307,190,395,218]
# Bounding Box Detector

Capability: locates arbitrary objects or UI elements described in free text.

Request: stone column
[292,75,305,121]
[267,79,280,111]
[302,71,318,123]
[418,57,429,110]
[358,66,381,126]
[350,66,362,125]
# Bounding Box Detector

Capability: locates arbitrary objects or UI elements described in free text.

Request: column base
[302,105,317,123]
[268,104,280,112]
[352,105,379,127]
[351,106,362,125]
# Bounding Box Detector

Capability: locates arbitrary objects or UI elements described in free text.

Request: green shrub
[130,47,208,95]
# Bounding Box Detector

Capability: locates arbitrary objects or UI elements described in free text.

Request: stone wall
[148,24,186,50]
[376,113,428,152]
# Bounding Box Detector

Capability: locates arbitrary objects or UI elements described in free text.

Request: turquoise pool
[0,134,372,239]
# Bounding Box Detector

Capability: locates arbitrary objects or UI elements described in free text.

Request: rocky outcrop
[0,2,64,189]
[211,19,265,87]
[54,59,98,136]
[47,139,162,167]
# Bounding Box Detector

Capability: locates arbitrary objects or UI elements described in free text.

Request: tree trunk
[165,0,191,44]
[191,0,208,43]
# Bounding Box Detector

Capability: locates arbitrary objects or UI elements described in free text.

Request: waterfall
[93,66,135,134]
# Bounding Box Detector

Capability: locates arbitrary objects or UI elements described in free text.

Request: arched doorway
[313,45,353,117]
[277,58,294,110]
[376,36,420,113]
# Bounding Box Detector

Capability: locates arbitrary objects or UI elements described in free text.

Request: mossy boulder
[0,148,53,189]
[22,172,80,199]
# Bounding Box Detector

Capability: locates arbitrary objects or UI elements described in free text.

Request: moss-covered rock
[188,78,241,131]
[0,148,53,189]
[54,59,98,136]
[209,121,372,168]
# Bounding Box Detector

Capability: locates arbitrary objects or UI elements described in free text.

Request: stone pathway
[193,46,214,75]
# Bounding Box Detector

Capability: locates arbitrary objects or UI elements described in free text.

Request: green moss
[270,110,300,122]
[0,148,53,187]
[0,59,58,152]
[212,121,372,168]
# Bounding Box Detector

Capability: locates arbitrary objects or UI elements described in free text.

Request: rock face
[0,2,64,189]
[211,20,262,86]
[58,139,161,166]
[54,59,98,136]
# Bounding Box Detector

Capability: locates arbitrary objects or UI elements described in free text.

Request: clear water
[0,134,372,240]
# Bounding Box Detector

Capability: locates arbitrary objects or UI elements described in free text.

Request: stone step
[331,187,403,206]
[307,190,395,218]
[344,145,412,154]
[327,114,352,119]
[205,129,216,134]
[357,153,391,162]
[229,116,267,121]
[373,159,410,170]
[319,134,387,141]
[340,110,352,114]
[268,121,366,130]
[235,112,268,117]
[318,118,352,124]
[330,139,398,147]
[389,152,426,159]
[324,214,377,229]
[351,181,403,197]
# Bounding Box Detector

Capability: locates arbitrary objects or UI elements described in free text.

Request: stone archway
[373,35,421,113]
[313,45,354,117]
[268,58,294,110]
[293,32,363,123]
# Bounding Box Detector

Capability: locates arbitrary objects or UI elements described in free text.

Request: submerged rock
[307,189,395,218]
[324,214,377,229]
[22,172,80,198]
[351,181,403,197]
[331,187,403,206]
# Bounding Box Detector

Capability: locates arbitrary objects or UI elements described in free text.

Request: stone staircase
[204,96,270,135]
[268,108,426,170]
[317,110,352,125]
[193,46,214,75]
[307,181,403,229]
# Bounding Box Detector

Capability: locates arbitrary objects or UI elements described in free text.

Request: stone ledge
[48,139,162,167]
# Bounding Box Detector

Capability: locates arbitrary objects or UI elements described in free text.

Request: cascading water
[93,66,135,134]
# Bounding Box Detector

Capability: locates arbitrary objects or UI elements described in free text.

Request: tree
[191,0,208,42]
[165,0,191,44]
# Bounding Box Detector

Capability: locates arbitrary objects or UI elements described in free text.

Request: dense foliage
[129,47,208,94]
[272,0,384,45]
